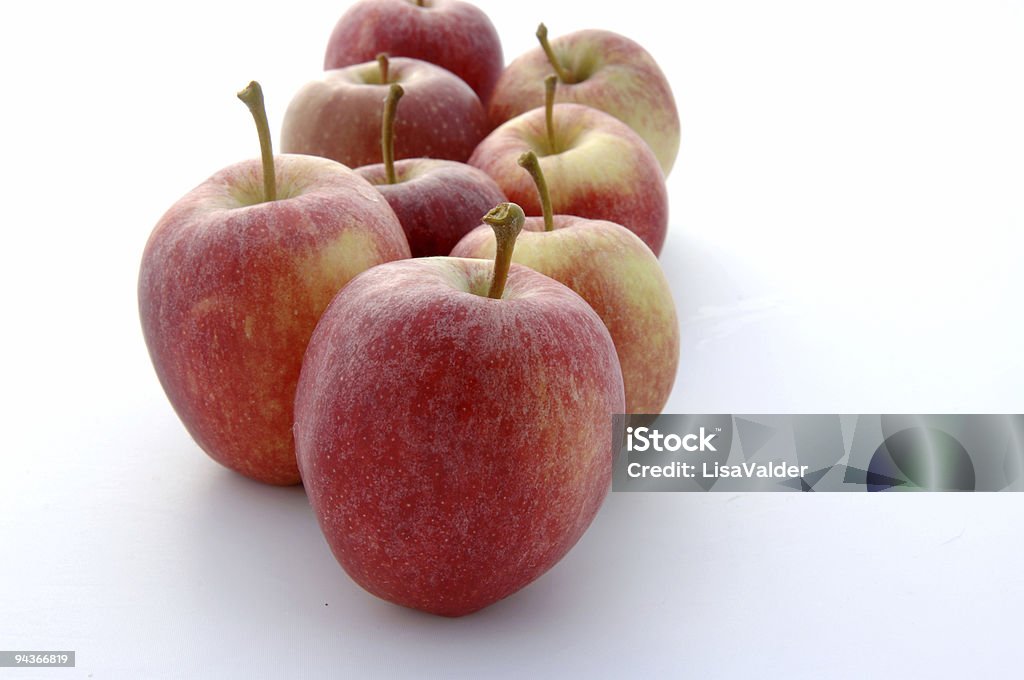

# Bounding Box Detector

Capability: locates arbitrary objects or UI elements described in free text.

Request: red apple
[324,0,504,104]
[489,24,680,175]
[452,151,679,414]
[139,82,410,485]
[357,160,506,257]
[281,55,488,168]
[355,83,507,257]
[294,203,624,616]
[469,85,669,255]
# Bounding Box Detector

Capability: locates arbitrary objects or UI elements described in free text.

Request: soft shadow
[176,465,720,676]
[181,469,367,611]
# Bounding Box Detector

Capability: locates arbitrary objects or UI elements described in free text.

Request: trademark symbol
[716,428,722,432]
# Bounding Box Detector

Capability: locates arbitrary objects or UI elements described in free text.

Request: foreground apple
[281,55,488,168]
[356,83,507,256]
[294,203,624,616]
[470,78,669,255]
[139,82,410,485]
[489,24,680,175]
[324,0,504,104]
[452,151,678,413]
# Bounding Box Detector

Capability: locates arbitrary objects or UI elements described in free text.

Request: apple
[355,83,507,257]
[294,203,624,616]
[489,24,680,175]
[357,160,507,258]
[281,55,489,168]
[469,79,669,255]
[452,151,679,414]
[139,82,410,486]
[323,0,504,104]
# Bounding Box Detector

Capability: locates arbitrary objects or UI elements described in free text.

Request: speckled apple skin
[451,216,679,414]
[469,103,669,256]
[139,155,410,485]
[324,0,504,104]
[294,258,624,616]
[356,159,506,257]
[281,57,488,169]
[488,29,679,175]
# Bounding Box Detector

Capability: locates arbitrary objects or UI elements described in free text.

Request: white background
[2,0,1022,677]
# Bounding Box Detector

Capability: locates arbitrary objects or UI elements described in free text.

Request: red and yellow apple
[294,203,624,616]
[324,0,505,104]
[452,151,678,414]
[470,89,669,255]
[281,55,488,168]
[489,24,680,175]
[139,82,410,485]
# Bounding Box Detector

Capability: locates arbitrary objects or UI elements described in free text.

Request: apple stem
[544,75,557,153]
[535,23,574,84]
[382,83,404,185]
[416,0,425,6]
[482,203,525,299]
[236,81,276,203]
[377,53,389,83]
[517,151,554,232]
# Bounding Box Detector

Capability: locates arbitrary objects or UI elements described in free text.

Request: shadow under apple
[181,450,709,636]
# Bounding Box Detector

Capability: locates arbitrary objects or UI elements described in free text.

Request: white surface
[2,0,1022,677]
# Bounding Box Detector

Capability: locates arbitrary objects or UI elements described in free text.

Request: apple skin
[469,103,669,255]
[451,215,679,414]
[294,257,624,616]
[488,29,679,175]
[324,0,504,104]
[139,155,411,485]
[355,159,507,257]
[281,57,489,168]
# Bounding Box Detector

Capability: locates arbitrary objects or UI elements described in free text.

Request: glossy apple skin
[281,57,488,168]
[355,159,506,257]
[294,257,624,616]
[469,103,669,255]
[139,155,410,485]
[488,29,679,175]
[324,0,504,104]
[451,215,679,414]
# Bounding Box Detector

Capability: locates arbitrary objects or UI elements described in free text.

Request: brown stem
[382,84,404,184]
[377,53,389,83]
[544,75,557,153]
[482,203,525,299]
[236,81,276,203]
[535,23,574,84]
[517,151,553,232]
